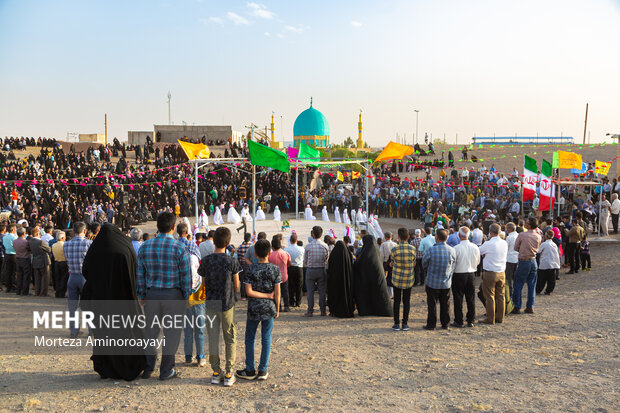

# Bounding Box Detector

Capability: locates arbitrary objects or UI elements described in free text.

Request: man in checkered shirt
[303,226,329,316]
[137,212,192,380]
[63,221,92,338]
[390,228,416,331]
[422,228,456,330]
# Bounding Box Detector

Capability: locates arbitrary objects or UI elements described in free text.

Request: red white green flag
[539,159,554,211]
[522,155,538,201]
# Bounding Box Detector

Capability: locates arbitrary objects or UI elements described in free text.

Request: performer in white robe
[357,208,366,224]
[198,209,209,231]
[334,206,342,223]
[371,215,384,238]
[227,204,242,224]
[321,206,329,222]
[304,205,316,220]
[343,226,355,241]
[255,206,266,220]
[273,205,281,221]
[351,209,357,225]
[343,209,351,225]
[213,206,225,225]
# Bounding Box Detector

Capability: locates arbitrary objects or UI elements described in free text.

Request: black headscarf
[327,241,355,318]
[82,223,146,381]
[353,235,393,317]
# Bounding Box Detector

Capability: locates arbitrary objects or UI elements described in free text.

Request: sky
[0,0,619,145]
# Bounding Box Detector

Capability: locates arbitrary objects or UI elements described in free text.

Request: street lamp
[414,109,420,145]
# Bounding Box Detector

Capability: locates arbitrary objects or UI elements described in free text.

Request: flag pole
[195,160,199,227]
[295,162,299,219]
[557,168,561,218]
[252,165,256,234]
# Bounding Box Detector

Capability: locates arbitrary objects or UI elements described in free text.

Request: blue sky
[0,0,619,145]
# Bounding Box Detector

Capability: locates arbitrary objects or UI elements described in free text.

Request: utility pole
[104,113,108,146]
[414,109,419,145]
[167,91,172,125]
[583,103,588,145]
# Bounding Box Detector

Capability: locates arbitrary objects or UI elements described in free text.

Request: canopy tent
[189,156,371,234]
[556,180,606,237]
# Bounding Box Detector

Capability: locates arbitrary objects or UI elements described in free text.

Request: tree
[343,136,354,148]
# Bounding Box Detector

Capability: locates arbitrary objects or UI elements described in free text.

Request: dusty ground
[0,234,618,412]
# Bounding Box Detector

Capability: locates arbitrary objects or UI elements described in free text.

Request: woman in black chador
[327,241,355,318]
[82,223,146,381]
[353,235,393,317]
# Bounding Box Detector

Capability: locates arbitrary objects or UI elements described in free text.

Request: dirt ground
[0,233,618,412]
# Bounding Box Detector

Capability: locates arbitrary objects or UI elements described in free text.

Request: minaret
[357,109,363,149]
[270,111,275,143]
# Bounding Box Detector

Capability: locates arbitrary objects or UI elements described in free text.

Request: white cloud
[247,2,275,19]
[264,31,271,36]
[201,16,223,25]
[226,12,249,25]
[276,33,284,38]
[351,21,362,27]
[284,25,306,33]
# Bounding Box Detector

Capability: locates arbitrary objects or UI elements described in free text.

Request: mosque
[266,97,365,150]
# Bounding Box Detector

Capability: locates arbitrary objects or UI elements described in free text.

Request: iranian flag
[522,155,538,201]
[539,159,554,211]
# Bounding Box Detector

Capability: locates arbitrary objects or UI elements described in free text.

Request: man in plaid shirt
[422,229,456,330]
[236,233,252,298]
[63,221,92,338]
[390,228,416,331]
[137,212,192,380]
[303,226,329,316]
[410,229,424,286]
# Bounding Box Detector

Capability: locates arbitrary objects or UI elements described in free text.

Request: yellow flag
[374,141,414,163]
[337,171,344,182]
[352,171,361,179]
[557,150,582,169]
[178,140,210,160]
[594,160,611,175]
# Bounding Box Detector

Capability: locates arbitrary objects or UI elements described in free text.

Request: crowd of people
[0,136,617,385]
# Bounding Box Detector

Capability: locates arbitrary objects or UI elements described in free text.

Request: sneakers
[391,324,401,331]
[401,323,410,331]
[510,307,521,314]
[524,307,534,314]
[223,373,236,387]
[257,371,269,381]
[185,358,193,365]
[211,371,223,384]
[198,358,207,367]
[236,369,257,380]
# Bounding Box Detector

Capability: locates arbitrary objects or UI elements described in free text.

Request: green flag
[248,139,290,172]
[297,142,321,166]
[552,151,559,169]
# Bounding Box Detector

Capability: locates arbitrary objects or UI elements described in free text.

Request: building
[78,134,106,144]
[153,125,237,145]
[128,131,152,146]
[293,98,330,148]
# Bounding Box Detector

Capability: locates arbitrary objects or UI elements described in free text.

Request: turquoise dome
[293,98,330,137]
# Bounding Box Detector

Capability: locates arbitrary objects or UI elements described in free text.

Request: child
[198,227,241,387]
[236,239,281,381]
[580,234,591,271]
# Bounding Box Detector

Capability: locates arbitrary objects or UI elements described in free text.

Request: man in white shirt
[284,233,305,307]
[536,230,561,295]
[504,222,519,297]
[380,232,397,297]
[477,223,508,324]
[611,193,620,234]
[198,230,215,259]
[451,227,480,327]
